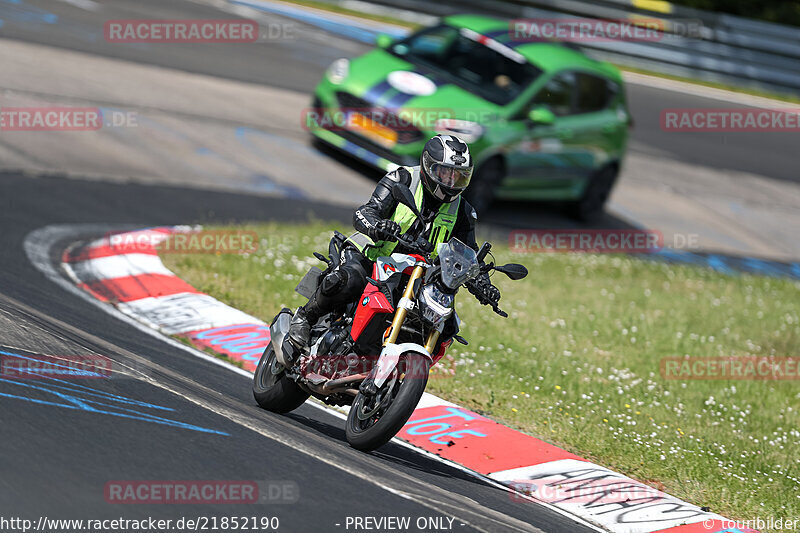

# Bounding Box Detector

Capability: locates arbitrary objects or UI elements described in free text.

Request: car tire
[567,164,618,222]
[463,157,504,214]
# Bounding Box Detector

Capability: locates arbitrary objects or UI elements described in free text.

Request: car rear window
[390,24,542,106]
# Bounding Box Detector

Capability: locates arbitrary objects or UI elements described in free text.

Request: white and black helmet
[420,134,473,203]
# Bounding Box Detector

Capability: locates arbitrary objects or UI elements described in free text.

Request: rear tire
[252,343,309,414]
[463,157,504,213]
[345,354,429,451]
[567,164,618,221]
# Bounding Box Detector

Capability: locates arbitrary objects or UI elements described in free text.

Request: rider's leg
[288,247,371,349]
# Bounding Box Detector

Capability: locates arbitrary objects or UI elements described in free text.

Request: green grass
[161,222,800,530]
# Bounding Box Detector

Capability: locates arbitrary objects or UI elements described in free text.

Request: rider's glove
[468,274,500,306]
[370,219,401,242]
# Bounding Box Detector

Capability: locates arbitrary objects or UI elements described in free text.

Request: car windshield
[389,24,541,106]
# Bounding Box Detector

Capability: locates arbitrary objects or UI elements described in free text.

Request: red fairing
[351,263,394,341]
[432,339,452,364]
[404,254,426,274]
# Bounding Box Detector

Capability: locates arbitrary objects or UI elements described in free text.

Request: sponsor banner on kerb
[185,323,271,372]
[117,293,264,335]
[491,459,725,533]
[400,405,581,474]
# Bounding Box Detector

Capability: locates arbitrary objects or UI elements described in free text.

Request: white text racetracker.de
[339,516,458,531]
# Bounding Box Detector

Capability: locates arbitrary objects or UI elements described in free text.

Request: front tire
[252,343,309,414]
[345,354,430,451]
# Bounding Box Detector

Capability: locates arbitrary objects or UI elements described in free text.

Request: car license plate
[349,112,397,148]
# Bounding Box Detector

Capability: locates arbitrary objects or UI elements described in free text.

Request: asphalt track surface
[0,173,600,532]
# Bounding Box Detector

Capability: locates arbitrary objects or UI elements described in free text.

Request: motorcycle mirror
[391,183,421,218]
[495,263,528,280]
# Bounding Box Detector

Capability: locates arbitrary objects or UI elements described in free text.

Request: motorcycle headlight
[326,58,349,85]
[420,284,454,326]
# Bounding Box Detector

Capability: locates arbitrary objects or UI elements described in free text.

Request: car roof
[442,14,621,81]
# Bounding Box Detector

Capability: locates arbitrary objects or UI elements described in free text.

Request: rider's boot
[287,290,326,350]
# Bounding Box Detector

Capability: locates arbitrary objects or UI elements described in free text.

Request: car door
[504,71,583,195]
[568,72,625,174]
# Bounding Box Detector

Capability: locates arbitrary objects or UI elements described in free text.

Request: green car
[310,14,630,218]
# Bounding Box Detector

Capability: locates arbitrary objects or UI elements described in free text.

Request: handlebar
[384,230,509,318]
[383,229,434,257]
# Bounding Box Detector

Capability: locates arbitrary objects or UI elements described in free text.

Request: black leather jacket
[352,166,479,253]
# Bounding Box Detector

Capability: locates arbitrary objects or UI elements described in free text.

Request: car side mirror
[375,33,394,49]
[495,263,528,280]
[527,107,556,126]
[391,183,421,217]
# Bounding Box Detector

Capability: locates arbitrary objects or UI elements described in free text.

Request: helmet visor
[422,151,472,191]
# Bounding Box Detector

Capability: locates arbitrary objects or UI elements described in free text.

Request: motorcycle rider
[287,134,501,351]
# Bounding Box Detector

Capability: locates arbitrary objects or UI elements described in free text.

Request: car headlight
[434,119,484,143]
[326,58,349,85]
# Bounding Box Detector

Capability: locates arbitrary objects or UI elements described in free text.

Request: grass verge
[161,221,800,530]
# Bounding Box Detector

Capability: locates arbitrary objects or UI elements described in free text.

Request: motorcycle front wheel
[345,353,430,451]
[252,343,309,414]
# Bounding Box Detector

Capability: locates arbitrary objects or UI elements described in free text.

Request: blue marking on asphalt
[642,249,800,281]
[705,254,736,275]
[0,0,58,24]
[231,0,407,44]
[5,353,109,378]
[0,349,228,435]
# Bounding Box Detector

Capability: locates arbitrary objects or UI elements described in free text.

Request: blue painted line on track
[640,249,800,281]
[0,349,228,435]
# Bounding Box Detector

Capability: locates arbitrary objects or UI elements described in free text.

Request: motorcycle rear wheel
[345,353,429,451]
[252,343,309,414]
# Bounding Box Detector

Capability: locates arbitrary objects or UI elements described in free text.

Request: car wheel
[463,157,504,214]
[567,164,618,221]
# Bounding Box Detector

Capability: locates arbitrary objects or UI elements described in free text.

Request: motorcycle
[252,183,528,451]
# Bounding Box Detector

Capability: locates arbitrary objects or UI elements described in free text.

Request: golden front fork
[384,265,424,346]
[383,265,441,356]
[423,330,440,354]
